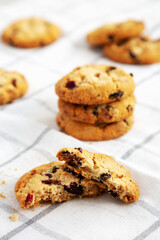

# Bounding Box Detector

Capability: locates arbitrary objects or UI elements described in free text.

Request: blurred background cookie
[87,20,144,46]
[0,69,28,105]
[2,18,61,48]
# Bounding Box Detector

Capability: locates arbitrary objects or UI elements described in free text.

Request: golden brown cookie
[104,36,160,64]
[56,112,134,141]
[87,20,144,46]
[0,69,28,105]
[58,95,136,124]
[2,18,61,48]
[57,148,139,203]
[55,65,135,105]
[15,162,103,209]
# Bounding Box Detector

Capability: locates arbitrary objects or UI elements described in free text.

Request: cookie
[87,20,144,46]
[55,65,135,105]
[56,112,134,141]
[104,36,160,64]
[2,18,61,48]
[15,162,103,209]
[0,69,28,105]
[58,95,136,124]
[57,148,139,203]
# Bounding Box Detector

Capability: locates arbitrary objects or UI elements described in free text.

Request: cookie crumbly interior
[57,148,139,203]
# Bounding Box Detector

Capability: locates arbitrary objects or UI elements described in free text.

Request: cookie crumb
[9,214,19,221]
[89,142,93,145]
[2,180,6,184]
[14,168,18,171]
[0,193,5,199]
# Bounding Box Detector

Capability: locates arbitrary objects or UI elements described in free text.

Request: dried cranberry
[25,193,33,205]
[45,173,52,178]
[12,79,17,87]
[109,91,124,99]
[95,73,100,77]
[52,166,59,173]
[42,179,53,184]
[66,80,76,89]
[100,172,111,181]
[64,182,83,195]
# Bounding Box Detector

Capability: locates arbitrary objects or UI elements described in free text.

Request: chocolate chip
[100,172,111,181]
[64,182,83,195]
[107,35,114,40]
[93,111,98,116]
[42,179,53,184]
[62,151,82,167]
[123,119,129,125]
[117,39,128,46]
[109,91,124,99]
[67,160,76,167]
[52,166,59,173]
[25,193,33,205]
[107,66,116,72]
[109,190,118,198]
[75,147,82,153]
[130,73,133,77]
[127,105,133,112]
[66,80,76,89]
[140,37,147,41]
[83,105,88,110]
[64,167,84,179]
[12,79,17,87]
[45,173,52,178]
[129,50,137,60]
[102,108,112,120]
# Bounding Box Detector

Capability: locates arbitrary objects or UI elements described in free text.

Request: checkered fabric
[0,0,160,239]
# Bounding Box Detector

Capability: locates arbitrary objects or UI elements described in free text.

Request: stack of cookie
[87,19,160,64]
[55,64,136,141]
[15,147,139,209]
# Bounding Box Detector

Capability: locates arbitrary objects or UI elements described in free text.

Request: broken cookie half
[57,148,139,203]
[15,162,104,209]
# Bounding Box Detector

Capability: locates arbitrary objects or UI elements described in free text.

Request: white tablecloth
[0,0,160,239]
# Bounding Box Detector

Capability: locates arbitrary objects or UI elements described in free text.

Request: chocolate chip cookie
[15,162,103,209]
[87,20,144,46]
[104,36,160,64]
[58,95,135,124]
[0,69,28,105]
[2,18,61,48]
[57,148,139,203]
[56,112,134,141]
[55,65,135,105]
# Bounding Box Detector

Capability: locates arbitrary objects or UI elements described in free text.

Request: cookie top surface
[57,112,134,141]
[2,18,61,48]
[0,69,28,105]
[57,148,139,203]
[55,65,135,105]
[58,95,136,124]
[104,36,160,64]
[87,20,144,46]
[15,162,103,209]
